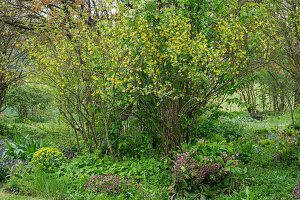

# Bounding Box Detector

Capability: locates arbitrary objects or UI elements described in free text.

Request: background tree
[0,19,26,112]
[6,84,52,118]
[25,0,122,159]
[267,0,300,101]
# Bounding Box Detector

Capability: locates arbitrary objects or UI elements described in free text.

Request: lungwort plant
[85,174,137,194]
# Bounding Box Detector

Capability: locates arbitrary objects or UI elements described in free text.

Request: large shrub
[30,147,66,172]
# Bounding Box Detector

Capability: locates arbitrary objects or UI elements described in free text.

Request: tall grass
[32,170,69,199]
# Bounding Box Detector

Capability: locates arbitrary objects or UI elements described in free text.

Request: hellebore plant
[170,140,241,198]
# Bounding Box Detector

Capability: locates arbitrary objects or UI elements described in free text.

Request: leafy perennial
[30,147,66,172]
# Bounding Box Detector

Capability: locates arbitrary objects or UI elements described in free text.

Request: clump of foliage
[61,147,78,160]
[4,134,48,161]
[84,174,137,194]
[273,129,299,163]
[10,160,31,177]
[0,120,16,139]
[214,118,247,141]
[0,165,7,182]
[0,140,20,182]
[54,154,171,199]
[170,140,241,198]
[236,126,299,166]
[30,147,66,172]
[3,160,33,195]
[194,111,247,142]
[0,160,30,183]
[253,128,299,165]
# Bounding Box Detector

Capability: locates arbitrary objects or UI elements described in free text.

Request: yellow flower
[31,147,66,171]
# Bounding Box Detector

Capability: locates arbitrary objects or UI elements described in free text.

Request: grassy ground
[245,164,299,200]
[0,190,43,200]
[216,162,299,200]
[246,111,292,130]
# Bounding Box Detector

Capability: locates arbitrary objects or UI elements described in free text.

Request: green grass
[31,170,72,200]
[247,165,299,199]
[216,164,299,200]
[0,189,44,200]
[246,112,292,131]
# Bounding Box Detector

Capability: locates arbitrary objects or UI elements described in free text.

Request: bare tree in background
[0,17,27,111]
[268,0,300,103]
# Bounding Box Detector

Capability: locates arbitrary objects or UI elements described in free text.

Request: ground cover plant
[0,0,299,199]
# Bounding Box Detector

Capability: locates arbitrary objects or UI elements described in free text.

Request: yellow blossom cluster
[30,147,66,172]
